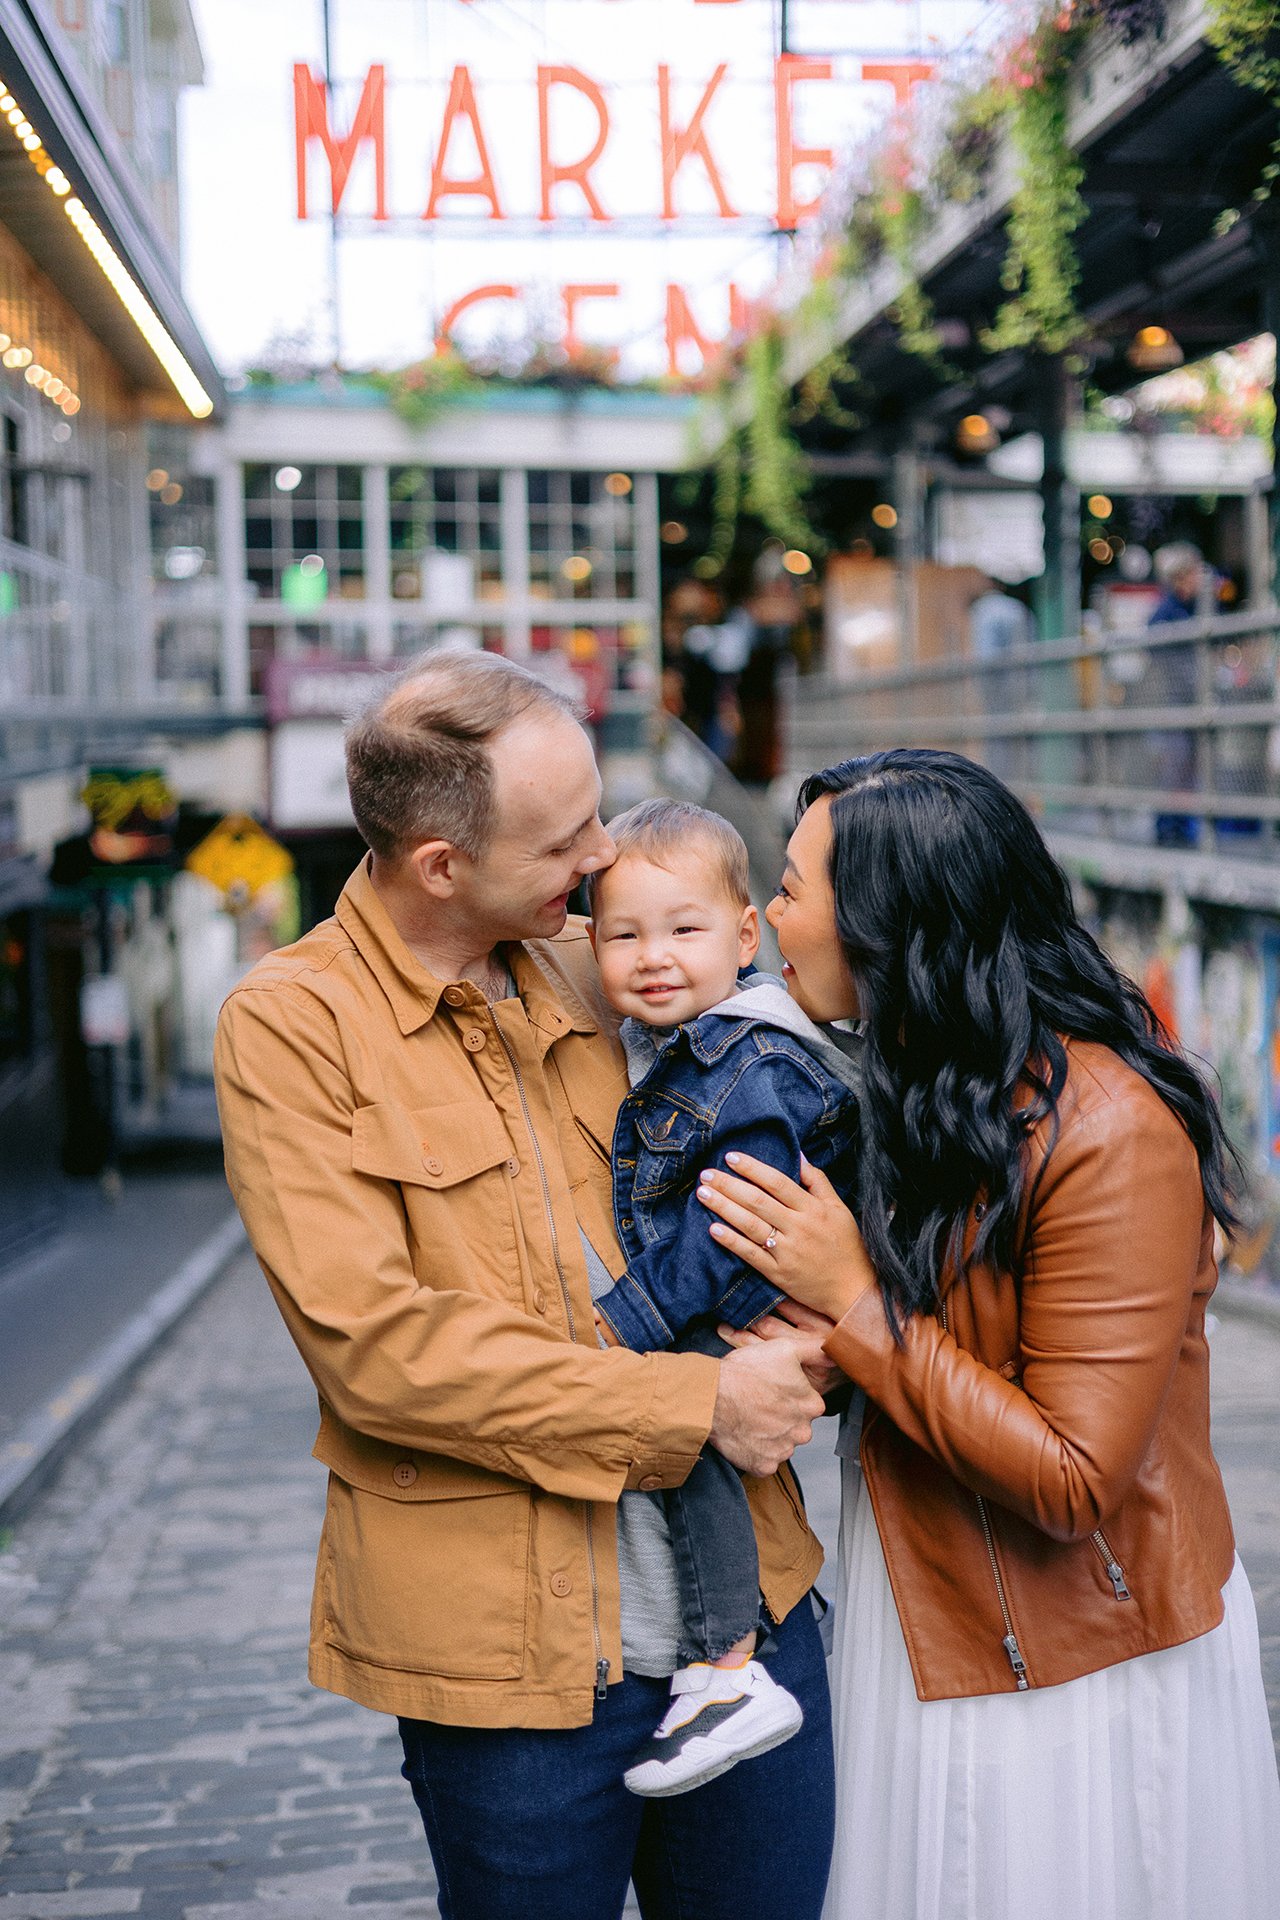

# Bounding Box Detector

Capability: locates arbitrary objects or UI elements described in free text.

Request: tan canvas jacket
[215,859,822,1728]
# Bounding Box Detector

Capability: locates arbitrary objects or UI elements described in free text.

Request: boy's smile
[588,847,760,1028]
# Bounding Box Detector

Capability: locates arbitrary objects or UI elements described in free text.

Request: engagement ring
[765,1232,778,1252]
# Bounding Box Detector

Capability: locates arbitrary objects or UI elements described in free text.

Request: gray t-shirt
[579,1228,684,1678]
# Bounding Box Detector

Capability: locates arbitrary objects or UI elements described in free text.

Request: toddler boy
[587,798,860,1797]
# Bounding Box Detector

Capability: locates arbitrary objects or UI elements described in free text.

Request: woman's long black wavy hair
[800,749,1240,1330]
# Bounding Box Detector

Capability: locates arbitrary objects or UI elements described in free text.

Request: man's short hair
[589,798,751,912]
[1154,541,1203,587]
[345,648,582,861]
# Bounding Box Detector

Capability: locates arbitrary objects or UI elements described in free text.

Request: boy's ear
[738,903,761,967]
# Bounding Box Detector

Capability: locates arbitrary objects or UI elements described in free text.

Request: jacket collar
[334,857,594,1041]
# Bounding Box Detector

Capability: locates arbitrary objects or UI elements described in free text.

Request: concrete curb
[0,1210,247,1525]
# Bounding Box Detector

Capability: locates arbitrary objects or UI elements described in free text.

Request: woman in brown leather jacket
[696,750,1280,1920]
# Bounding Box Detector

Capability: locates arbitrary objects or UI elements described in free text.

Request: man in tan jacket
[215,650,834,1920]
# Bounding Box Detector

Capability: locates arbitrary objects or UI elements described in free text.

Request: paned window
[388,467,502,602]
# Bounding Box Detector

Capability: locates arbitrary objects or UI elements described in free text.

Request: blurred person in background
[968,580,1035,781]
[1147,542,1206,846]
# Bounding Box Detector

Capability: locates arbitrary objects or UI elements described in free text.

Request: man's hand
[708,1338,826,1478]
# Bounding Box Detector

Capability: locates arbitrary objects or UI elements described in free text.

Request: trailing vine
[743,328,818,549]
[1205,0,1280,216]
[982,15,1088,356]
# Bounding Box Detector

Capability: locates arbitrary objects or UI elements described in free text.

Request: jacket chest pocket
[632,1102,708,1192]
[351,1099,519,1290]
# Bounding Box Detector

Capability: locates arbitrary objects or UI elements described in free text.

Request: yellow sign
[186,814,294,904]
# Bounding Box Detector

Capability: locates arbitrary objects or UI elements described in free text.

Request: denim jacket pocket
[634,1099,708,1162]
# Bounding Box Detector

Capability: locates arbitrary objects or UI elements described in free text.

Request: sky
[179,0,996,379]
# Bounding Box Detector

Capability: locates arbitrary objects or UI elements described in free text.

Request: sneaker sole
[623,1699,804,1799]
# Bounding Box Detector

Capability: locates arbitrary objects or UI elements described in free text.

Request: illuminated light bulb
[4,345,32,368]
[274,465,302,491]
[60,393,80,414]
[0,95,14,111]
[562,555,593,583]
[45,378,64,401]
[0,334,8,351]
[660,520,688,543]
[871,503,898,530]
[1087,494,1113,518]
[298,553,325,577]
[603,472,633,497]
[22,133,39,151]
[47,170,70,195]
[24,364,45,386]
[782,549,812,575]
[7,107,23,125]
[159,481,183,505]
[955,412,999,455]
[14,120,32,138]
[1126,325,1183,371]
[1088,538,1112,563]
[59,195,214,418]
[146,469,170,491]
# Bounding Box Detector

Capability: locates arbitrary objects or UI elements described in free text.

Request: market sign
[292,0,980,371]
[81,768,177,867]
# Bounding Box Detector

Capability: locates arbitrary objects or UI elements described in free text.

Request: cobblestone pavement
[0,1256,1277,1920]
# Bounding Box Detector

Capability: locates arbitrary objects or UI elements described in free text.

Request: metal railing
[783,609,1280,862]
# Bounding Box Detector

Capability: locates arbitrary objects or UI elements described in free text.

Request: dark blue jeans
[398,1594,834,1920]
[664,1324,760,1664]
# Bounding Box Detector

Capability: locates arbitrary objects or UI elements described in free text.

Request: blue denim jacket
[593,976,862,1352]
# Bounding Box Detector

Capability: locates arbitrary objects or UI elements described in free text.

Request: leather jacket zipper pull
[1002,1632,1030,1690]
[596,1658,611,1700]
[1103,1559,1130,1601]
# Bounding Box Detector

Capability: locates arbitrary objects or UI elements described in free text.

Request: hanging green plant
[1205,0,1280,213]
[743,328,818,549]
[371,350,479,427]
[982,18,1088,356]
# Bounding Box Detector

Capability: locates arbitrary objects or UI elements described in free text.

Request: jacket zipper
[492,1017,610,1703]
[940,1295,1030,1690]
[1089,1528,1131,1601]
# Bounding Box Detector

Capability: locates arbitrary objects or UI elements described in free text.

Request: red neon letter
[538,66,611,222]
[860,61,936,111]
[294,62,388,220]
[659,64,737,221]
[434,284,521,354]
[664,283,751,377]
[773,55,832,231]
[425,65,503,219]
[562,284,620,356]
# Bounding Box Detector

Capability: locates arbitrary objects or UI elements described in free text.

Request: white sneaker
[623,1659,804,1798]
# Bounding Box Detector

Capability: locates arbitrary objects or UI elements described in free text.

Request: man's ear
[407,837,463,901]
[738,903,761,967]
[586,919,597,954]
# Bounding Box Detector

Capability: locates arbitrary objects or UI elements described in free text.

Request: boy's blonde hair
[590,798,751,912]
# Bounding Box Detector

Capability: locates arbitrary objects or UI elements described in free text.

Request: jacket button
[620,1218,633,1231]
[443,985,466,1006]
[464,1030,487,1051]
[392,1461,418,1487]
[423,1155,444,1176]
[533,1288,548,1313]
[550,1571,573,1597]
[507,1157,520,1177]
[638,1473,664,1491]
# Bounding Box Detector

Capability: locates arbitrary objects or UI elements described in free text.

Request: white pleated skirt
[824,1455,1280,1920]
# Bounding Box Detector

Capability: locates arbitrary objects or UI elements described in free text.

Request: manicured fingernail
[709,1223,726,1237]
[699,1170,714,1185]
[725,1153,742,1166]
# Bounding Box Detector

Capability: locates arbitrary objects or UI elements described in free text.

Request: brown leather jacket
[215,861,821,1728]
[825,1039,1235,1701]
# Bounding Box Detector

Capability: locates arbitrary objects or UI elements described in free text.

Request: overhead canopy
[713,0,1277,462]
[0,0,224,419]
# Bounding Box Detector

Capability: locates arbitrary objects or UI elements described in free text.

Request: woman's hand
[718,1301,848,1396]
[697,1152,878,1325]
